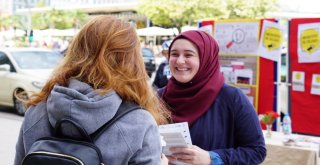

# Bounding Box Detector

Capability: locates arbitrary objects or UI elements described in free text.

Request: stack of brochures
[159,122,192,165]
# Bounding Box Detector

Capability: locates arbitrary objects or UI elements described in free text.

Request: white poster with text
[292,71,305,92]
[257,20,283,61]
[298,23,320,63]
[214,21,260,55]
[311,74,320,95]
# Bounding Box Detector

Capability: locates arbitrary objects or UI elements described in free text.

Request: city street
[1,0,320,165]
[0,107,23,165]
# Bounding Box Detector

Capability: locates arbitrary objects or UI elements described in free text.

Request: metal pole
[24,0,32,46]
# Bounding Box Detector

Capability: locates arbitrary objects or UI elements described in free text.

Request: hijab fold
[162,30,224,126]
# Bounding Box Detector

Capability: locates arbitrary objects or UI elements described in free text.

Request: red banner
[289,18,320,136]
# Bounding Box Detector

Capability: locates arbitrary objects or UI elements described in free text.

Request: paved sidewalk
[0,111,23,165]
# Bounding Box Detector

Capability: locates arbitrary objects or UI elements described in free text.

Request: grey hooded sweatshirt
[14,79,162,165]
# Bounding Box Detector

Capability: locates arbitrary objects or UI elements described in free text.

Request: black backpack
[22,101,140,165]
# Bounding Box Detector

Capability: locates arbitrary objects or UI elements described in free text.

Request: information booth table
[262,131,320,165]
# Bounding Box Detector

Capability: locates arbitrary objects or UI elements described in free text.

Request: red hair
[27,15,170,124]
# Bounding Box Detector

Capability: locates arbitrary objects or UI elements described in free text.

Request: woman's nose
[176,55,185,64]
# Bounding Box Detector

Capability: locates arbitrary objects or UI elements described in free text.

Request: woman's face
[169,39,200,83]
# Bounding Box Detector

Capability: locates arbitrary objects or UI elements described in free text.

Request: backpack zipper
[26,151,84,165]
[38,137,105,163]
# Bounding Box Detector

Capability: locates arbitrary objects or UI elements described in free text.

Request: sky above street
[278,0,320,13]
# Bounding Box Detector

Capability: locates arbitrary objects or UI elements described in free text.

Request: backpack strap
[91,101,140,141]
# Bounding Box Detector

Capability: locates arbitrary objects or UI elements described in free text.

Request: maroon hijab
[162,30,224,126]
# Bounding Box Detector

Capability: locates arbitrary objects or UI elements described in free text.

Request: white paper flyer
[159,122,192,165]
[292,71,305,92]
[311,74,320,95]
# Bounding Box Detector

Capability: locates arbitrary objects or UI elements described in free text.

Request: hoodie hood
[47,79,122,136]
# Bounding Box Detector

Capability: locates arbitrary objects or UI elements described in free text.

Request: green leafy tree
[45,8,67,29]
[31,9,64,29]
[65,10,88,29]
[32,12,48,29]
[0,16,12,30]
[30,0,47,29]
[11,15,26,30]
[138,0,228,31]
[138,0,278,30]
[0,15,25,30]
[227,0,278,19]
[31,9,87,30]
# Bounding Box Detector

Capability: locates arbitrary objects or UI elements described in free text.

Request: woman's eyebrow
[171,49,196,53]
[184,50,197,54]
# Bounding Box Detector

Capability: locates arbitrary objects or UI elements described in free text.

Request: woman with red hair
[14,15,170,165]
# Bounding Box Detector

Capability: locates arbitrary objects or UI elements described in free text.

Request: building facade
[0,1,13,16]
[1,0,147,29]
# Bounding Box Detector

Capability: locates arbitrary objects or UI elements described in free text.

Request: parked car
[0,48,63,115]
[141,47,156,77]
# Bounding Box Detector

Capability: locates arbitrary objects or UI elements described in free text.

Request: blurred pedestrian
[14,15,170,165]
[153,40,172,89]
[159,30,266,164]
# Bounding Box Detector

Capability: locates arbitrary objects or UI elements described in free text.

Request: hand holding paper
[159,122,192,165]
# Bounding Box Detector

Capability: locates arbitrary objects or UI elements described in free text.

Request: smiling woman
[169,39,200,83]
[160,30,266,165]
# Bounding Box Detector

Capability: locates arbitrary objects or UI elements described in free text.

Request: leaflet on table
[159,122,192,165]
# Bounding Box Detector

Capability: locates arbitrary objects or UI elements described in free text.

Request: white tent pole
[277,53,282,132]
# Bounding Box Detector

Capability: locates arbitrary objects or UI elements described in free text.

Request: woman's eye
[186,54,193,57]
[170,53,178,57]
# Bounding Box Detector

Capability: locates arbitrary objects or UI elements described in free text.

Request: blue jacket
[160,84,266,165]
[191,84,266,164]
[153,61,170,89]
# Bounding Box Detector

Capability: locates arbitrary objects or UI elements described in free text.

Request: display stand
[288,18,320,136]
[198,19,279,130]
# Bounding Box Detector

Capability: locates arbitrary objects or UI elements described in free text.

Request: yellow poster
[298,23,320,63]
[257,20,283,61]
